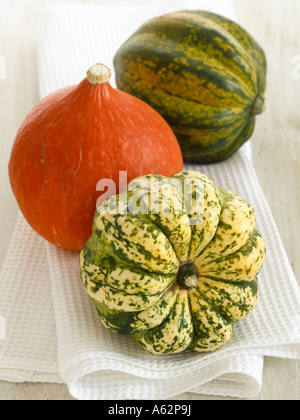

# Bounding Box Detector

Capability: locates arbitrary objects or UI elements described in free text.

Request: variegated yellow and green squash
[80,171,266,355]
[114,11,267,163]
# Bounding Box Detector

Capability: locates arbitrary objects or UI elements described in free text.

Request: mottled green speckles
[197,230,266,282]
[134,175,193,261]
[133,289,193,355]
[94,212,179,275]
[93,288,178,335]
[80,171,267,356]
[188,288,234,352]
[172,171,222,260]
[197,277,258,322]
[195,189,256,265]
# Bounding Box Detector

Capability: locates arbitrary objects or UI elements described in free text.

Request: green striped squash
[114,11,267,164]
[80,171,267,355]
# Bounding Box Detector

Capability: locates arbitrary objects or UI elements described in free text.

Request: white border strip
[0,55,6,80]
[0,315,6,340]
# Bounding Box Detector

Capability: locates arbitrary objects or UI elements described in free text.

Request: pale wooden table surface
[0,0,299,400]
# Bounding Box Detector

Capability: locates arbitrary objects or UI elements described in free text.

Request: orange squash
[8,64,183,251]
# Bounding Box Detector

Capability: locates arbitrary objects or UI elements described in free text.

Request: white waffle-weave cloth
[1,0,300,400]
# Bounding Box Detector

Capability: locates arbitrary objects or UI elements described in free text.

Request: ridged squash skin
[80,171,267,355]
[114,11,267,163]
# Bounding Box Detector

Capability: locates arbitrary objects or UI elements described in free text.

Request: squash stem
[252,95,266,115]
[177,262,198,290]
[87,63,112,85]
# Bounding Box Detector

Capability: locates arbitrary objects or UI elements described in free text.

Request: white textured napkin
[1,0,300,401]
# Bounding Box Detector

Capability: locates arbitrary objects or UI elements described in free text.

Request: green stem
[252,95,266,115]
[177,262,198,290]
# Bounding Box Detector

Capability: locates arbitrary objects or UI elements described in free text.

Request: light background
[0,0,299,400]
